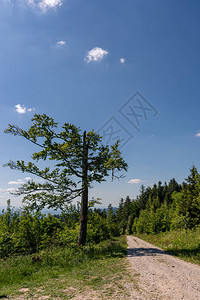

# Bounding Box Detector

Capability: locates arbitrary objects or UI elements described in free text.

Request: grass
[135,226,200,265]
[0,236,137,299]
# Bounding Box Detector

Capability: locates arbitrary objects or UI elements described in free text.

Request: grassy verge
[135,226,200,265]
[0,236,137,299]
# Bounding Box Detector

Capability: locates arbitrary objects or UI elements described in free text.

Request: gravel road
[127,235,200,300]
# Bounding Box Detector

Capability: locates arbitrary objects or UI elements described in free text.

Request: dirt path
[126,235,200,300]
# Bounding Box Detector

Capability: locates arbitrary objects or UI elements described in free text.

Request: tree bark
[78,131,88,246]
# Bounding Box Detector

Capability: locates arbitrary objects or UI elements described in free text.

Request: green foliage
[87,212,110,243]
[0,236,127,297]
[0,208,65,258]
[171,166,200,229]
[129,166,200,234]
[4,114,127,211]
[1,162,199,262]
[115,166,200,236]
[136,226,200,265]
[132,209,151,234]
[4,114,128,246]
[115,196,136,234]
[0,201,122,259]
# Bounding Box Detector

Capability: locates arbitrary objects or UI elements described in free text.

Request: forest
[1,165,200,259]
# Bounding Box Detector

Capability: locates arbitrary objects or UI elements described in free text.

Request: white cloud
[85,47,108,63]
[120,58,125,63]
[0,187,17,194]
[128,179,146,184]
[8,179,25,185]
[0,178,32,194]
[195,132,200,137]
[57,40,66,46]
[15,104,35,114]
[38,0,62,12]
[15,104,26,114]
[25,0,63,12]
[7,177,32,185]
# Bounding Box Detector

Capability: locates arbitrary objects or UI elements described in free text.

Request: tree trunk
[78,131,88,246]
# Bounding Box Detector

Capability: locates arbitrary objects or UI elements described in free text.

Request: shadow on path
[127,247,170,257]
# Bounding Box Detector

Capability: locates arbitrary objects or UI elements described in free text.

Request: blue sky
[0,0,200,208]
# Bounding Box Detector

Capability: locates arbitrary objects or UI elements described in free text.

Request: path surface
[126,235,200,300]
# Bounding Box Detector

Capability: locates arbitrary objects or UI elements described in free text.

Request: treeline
[0,201,120,258]
[1,166,200,258]
[114,165,200,234]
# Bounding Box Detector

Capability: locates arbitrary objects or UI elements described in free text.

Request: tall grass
[0,236,128,298]
[136,226,200,265]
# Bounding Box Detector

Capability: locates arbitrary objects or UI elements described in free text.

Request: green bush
[0,204,121,258]
[87,212,110,243]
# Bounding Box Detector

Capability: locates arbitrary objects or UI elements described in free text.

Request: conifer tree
[4,114,128,246]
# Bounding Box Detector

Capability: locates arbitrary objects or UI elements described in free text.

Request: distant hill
[0,206,61,215]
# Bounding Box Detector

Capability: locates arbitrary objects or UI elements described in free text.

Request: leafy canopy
[4,114,128,211]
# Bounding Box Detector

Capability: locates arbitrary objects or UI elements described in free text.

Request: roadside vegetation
[129,166,200,236]
[0,203,135,299]
[0,200,122,259]
[118,165,200,265]
[112,166,200,238]
[0,236,137,299]
[136,227,200,265]
[1,165,200,297]
[4,114,127,247]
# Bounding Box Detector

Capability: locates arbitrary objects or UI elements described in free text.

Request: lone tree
[4,114,128,246]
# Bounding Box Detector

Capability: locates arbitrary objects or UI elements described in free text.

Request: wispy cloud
[57,40,66,46]
[8,177,32,185]
[120,58,125,63]
[15,104,35,114]
[195,132,200,137]
[0,178,32,194]
[8,179,25,185]
[0,187,17,194]
[128,179,146,184]
[147,134,154,139]
[85,47,108,63]
[27,0,35,5]
[11,0,64,13]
